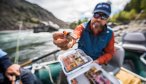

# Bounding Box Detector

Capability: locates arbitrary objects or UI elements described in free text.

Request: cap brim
[93,10,110,16]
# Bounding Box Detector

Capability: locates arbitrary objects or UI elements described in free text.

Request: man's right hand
[5,64,20,84]
[53,32,71,50]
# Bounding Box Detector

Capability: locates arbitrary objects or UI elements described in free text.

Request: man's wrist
[95,60,99,64]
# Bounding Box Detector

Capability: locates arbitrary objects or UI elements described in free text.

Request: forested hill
[110,0,146,23]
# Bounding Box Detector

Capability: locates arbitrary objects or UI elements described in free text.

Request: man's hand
[53,32,75,50]
[5,64,20,83]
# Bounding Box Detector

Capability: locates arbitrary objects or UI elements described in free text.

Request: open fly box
[67,63,120,84]
[58,49,93,75]
[58,49,120,84]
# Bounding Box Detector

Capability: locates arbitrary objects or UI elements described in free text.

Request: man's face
[90,12,109,33]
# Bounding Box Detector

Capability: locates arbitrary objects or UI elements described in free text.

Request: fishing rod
[21,49,60,67]
[12,21,23,84]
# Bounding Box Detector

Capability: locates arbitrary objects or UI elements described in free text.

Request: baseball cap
[93,2,111,16]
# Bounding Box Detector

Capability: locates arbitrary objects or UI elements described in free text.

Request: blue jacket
[0,49,12,72]
[78,22,113,60]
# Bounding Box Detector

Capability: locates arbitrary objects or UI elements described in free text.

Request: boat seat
[102,44,125,75]
[121,32,146,52]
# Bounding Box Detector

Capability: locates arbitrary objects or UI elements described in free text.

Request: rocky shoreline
[113,20,146,43]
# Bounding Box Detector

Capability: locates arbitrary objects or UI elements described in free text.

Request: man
[53,2,114,65]
[0,49,40,84]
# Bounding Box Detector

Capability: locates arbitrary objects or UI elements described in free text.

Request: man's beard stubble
[92,22,104,31]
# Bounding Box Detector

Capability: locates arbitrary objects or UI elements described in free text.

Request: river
[0,29,72,63]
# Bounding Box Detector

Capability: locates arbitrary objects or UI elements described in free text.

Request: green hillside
[110,0,146,24]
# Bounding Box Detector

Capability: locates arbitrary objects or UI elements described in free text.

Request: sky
[26,0,130,22]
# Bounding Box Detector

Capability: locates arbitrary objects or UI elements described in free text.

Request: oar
[21,49,60,67]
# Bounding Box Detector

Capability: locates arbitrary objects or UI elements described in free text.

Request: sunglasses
[93,13,108,20]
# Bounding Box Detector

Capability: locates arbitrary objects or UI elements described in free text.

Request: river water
[0,29,72,63]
